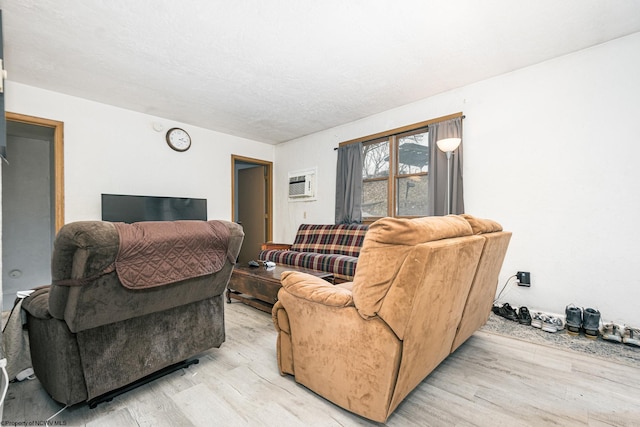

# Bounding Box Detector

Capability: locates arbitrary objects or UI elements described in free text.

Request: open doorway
[2,113,64,310]
[231,155,272,264]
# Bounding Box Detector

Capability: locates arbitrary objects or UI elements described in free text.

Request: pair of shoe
[492,303,532,325]
[565,304,600,339]
[600,322,623,343]
[491,302,518,321]
[530,311,564,333]
[517,306,532,325]
[623,326,640,347]
[600,323,640,347]
[493,303,518,321]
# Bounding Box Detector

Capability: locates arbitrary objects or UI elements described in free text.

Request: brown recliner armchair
[21,220,243,407]
[272,215,510,422]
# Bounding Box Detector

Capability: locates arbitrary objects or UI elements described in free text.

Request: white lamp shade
[436,137,461,153]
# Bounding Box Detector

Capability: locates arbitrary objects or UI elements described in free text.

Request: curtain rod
[333,114,466,150]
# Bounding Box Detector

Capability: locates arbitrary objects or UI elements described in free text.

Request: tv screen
[101,194,207,223]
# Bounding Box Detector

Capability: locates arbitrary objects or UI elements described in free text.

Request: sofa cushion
[352,215,473,319]
[459,214,503,234]
[290,223,368,257]
[259,249,359,281]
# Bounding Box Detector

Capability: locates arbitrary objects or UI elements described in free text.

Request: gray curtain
[428,117,464,216]
[335,143,363,224]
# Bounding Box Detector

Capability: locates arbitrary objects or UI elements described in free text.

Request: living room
[1,1,640,425]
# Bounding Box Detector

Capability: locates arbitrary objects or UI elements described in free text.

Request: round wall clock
[166,127,191,152]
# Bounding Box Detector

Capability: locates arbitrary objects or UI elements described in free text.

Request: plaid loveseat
[259,223,369,281]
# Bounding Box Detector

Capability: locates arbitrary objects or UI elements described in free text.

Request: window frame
[340,112,463,223]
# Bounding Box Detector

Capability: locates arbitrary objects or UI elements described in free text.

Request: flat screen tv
[101,194,207,223]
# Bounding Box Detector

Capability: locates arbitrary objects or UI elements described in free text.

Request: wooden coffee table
[227,263,334,313]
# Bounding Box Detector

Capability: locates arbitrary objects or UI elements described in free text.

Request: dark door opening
[232,156,272,265]
[2,113,64,311]
[2,122,54,310]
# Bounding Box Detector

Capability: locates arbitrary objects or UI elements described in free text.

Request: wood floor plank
[123,378,197,427]
[85,408,137,427]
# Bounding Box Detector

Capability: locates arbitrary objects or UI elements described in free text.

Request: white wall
[274,33,640,325]
[4,82,275,223]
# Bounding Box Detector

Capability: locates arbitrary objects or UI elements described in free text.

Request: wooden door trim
[231,155,273,242]
[6,112,64,231]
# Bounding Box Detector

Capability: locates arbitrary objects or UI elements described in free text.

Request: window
[362,127,429,220]
[362,138,389,218]
[338,112,463,222]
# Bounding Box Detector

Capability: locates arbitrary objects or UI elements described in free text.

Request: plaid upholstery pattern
[259,223,368,281]
[290,224,368,257]
[258,250,359,281]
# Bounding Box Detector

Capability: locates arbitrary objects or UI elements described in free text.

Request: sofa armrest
[261,242,292,250]
[22,287,53,320]
[280,271,353,307]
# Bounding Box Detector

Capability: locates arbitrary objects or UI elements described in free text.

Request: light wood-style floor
[3,301,640,426]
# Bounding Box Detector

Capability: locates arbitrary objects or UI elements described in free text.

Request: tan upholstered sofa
[21,220,244,407]
[272,214,511,422]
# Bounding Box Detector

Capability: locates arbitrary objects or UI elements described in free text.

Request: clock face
[166,128,191,152]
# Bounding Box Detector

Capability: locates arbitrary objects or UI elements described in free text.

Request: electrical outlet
[517,271,531,287]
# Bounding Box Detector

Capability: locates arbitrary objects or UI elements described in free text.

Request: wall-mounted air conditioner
[288,169,316,200]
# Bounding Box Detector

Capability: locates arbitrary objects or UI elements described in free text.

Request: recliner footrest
[87,359,199,409]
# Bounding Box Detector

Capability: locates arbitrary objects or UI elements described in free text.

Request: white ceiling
[2,1,640,144]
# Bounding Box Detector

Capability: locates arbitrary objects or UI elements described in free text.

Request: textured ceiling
[2,1,640,144]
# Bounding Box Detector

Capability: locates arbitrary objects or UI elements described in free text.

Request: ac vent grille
[288,170,316,199]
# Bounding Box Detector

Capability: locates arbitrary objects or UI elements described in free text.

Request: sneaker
[531,311,544,329]
[565,304,582,335]
[542,315,564,333]
[622,326,640,347]
[517,306,532,325]
[582,308,601,339]
[600,322,623,343]
[495,303,518,322]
